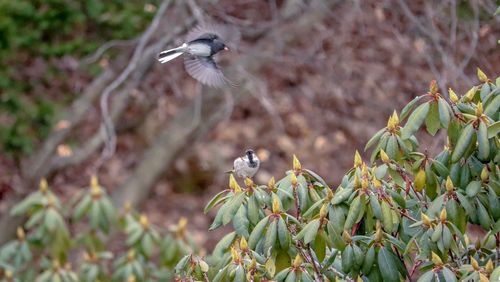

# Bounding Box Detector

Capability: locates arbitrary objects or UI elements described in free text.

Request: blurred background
[0,0,499,247]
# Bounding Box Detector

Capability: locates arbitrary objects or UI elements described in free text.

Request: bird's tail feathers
[158,43,187,64]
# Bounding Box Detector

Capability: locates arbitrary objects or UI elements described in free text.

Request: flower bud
[354,151,362,167]
[199,260,209,273]
[471,257,479,271]
[479,273,489,282]
[464,86,476,102]
[326,188,334,200]
[230,247,240,263]
[342,230,352,243]
[431,252,443,266]
[421,213,432,227]
[127,249,135,261]
[292,154,302,171]
[414,169,426,193]
[373,178,382,189]
[429,80,438,95]
[440,209,447,222]
[229,174,242,193]
[445,176,454,193]
[380,149,390,163]
[319,204,328,219]
[139,214,149,229]
[477,67,488,83]
[17,227,25,241]
[39,178,48,193]
[480,166,489,182]
[290,172,298,186]
[272,197,281,214]
[244,177,254,188]
[448,88,459,103]
[475,102,483,116]
[90,175,99,189]
[240,237,248,251]
[292,254,302,268]
[268,177,276,190]
[485,259,493,274]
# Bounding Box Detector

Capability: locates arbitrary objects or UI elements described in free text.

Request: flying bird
[230,149,260,179]
[157,22,239,87]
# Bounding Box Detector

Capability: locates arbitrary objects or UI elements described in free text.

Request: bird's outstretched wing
[186,22,240,50]
[184,55,228,87]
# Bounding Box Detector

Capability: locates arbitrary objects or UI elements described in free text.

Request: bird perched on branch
[229,149,260,179]
[157,22,239,87]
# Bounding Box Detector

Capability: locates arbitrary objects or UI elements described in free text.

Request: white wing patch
[184,56,227,87]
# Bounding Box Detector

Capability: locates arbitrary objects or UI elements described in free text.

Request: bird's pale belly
[187,43,211,57]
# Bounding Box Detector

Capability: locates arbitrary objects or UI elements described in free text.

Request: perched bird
[157,22,239,87]
[230,149,260,179]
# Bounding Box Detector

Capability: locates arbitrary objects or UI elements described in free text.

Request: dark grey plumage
[157,23,239,87]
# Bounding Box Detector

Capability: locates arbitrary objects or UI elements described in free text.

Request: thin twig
[96,0,172,171]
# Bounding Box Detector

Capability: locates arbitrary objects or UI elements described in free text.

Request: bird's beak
[224,46,229,51]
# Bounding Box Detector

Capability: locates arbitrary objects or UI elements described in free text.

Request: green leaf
[466,181,481,197]
[365,128,386,151]
[369,194,382,220]
[381,200,393,232]
[477,201,492,229]
[385,135,398,159]
[222,192,245,225]
[344,195,362,230]
[73,194,92,220]
[441,267,457,282]
[341,245,354,273]
[377,247,400,282]
[233,205,249,237]
[277,217,291,249]
[204,190,228,213]
[327,221,346,251]
[362,246,376,274]
[401,95,424,120]
[437,98,451,128]
[44,208,62,232]
[425,101,440,135]
[331,187,353,205]
[401,102,430,139]
[488,121,500,138]
[141,233,154,257]
[296,219,320,244]
[313,230,326,262]
[477,121,489,160]
[484,94,500,117]
[451,123,475,163]
[89,201,101,229]
[417,270,435,282]
[248,216,269,249]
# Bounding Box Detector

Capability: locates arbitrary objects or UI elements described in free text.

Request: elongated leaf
[222,192,245,225]
[204,190,229,213]
[344,196,362,230]
[233,205,249,237]
[485,94,500,117]
[296,219,320,244]
[327,221,346,251]
[401,102,430,139]
[249,216,269,249]
[425,101,440,135]
[451,123,474,162]
[488,121,500,138]
[477,121,489,160]
[331,187,353,205]
[437,98,451,128]
[365,128,386,151]
[385,135,398,159]
[277,217,291,249]
[401,95,423,120]
[381,200,393,232]
[377,248,399,282]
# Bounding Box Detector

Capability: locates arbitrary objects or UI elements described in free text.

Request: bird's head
[245,149,255,158]
[212,37,229,52]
